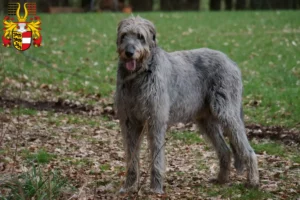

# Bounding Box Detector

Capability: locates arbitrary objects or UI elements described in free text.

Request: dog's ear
[116,18,130,45]
[142,18,157,47]
[117,19,126,33]
[116,19,124,45]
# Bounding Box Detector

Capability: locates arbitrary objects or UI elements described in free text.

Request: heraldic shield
[12,31,32,51]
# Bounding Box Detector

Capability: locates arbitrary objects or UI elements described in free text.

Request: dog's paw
[119,185,137,195]
[209,178,228,185]
[150,186,164,194]
[246,173,259,189]
[245,182,259,189]
[245,178,260,189]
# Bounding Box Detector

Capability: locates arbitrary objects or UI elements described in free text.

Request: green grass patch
[72,158,93,167]
[21,149,54,164]
[11,108,37,116]
[197,184,273,199]
[47,113,99,127]
[251,142,286,156]
[1,165,70,199]
[104,121,118,129]
[100,163,111,171]
[291,155,300,164]
[171,131,203,144]
[1,11,300,128]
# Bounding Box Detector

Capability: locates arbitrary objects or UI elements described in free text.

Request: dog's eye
[137,34,145,41]
[121,34,126,41]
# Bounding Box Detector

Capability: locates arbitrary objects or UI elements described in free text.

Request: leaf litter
[0,82,299,199]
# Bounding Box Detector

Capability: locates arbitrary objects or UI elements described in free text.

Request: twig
[67,180,88,200]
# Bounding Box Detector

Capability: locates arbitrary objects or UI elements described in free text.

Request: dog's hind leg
[230,142,245,174]
[230,106,245,174]
[208,81,259,187]
[198,117,231,184]
[222,114,259,187]
[119,119,143,193]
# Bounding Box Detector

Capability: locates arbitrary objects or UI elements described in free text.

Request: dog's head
[116,16,156,71]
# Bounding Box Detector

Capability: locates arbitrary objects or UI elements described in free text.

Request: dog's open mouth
[125,60,136,71]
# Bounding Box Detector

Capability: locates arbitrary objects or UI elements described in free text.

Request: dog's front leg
[119,119,143,194]
[148,120,167,194]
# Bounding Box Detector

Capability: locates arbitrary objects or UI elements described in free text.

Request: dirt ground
[0,93,299,199]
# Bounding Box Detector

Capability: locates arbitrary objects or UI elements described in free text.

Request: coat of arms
[2,2,42,51]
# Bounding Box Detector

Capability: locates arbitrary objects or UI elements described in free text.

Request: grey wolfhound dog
[115,16,259,194]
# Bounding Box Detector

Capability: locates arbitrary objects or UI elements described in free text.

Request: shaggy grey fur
[115,16,259,194]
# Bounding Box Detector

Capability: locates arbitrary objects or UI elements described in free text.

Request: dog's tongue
[126,60,136,71]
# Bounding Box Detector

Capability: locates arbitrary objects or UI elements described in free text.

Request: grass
[11,108,37,116]
[0,165,69,200]
[21,149,54,164]
[47,113,99,127]
[198,183,273,200]
[292,155,300,163]
[100,163,111,171]
[251,141,286,156]
[1,11,299,128]
[171,130,204,144]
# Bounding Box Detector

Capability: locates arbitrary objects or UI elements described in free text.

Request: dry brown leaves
[0,81,299,199]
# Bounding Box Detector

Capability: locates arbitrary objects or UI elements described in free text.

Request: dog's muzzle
[125,45,135,58]
[124,45,136,71]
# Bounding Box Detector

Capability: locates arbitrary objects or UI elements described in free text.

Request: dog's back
[154,47,243,124]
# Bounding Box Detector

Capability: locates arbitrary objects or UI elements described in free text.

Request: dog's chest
[117,75,165,121]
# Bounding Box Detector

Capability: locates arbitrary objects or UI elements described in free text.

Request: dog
[115,16,259,194]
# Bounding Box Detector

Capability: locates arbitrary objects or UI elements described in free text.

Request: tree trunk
[181,0,199,10]
[61,0,69,6]
[272,0,295,9]
[250,0,298,9]
[250,0,259,9]
[130,0,153,11]
[160,0,173,10]
[236,0,246,10]
[1,0,8,14]
[36,0,50,12]
[82,0,91,11]
[51,0,60,6]
[225,0,232,10]
[297,0,300,9]
[161,0,199,11]
[209,0,221,10]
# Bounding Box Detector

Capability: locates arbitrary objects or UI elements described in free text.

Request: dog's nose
[125,45,135,58]
[125,51,134,57]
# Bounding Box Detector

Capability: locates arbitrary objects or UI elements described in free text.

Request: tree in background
[161,0,200,11]
[250,0,299,9]
[129,0,153,11]
[209,0,220,10]
[210,0,232,10]
[236,0,246,10]
[2,0,299,13]
[224,0,233,10]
